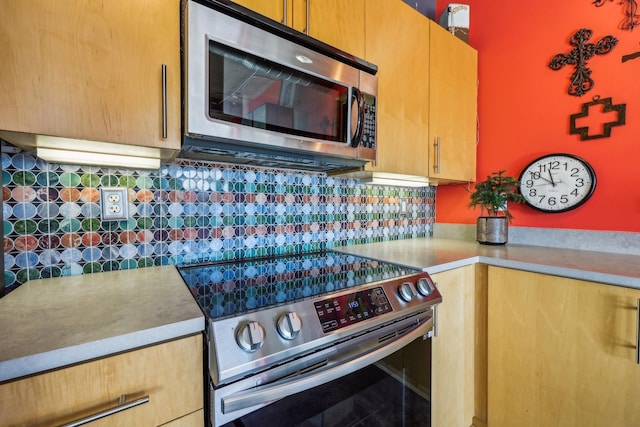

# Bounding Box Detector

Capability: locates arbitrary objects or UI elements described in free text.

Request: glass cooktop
[178,251,417,320]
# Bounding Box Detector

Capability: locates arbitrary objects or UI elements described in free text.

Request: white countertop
[3,237,640,384]
[338,238,640,288]
[0,265,204,383]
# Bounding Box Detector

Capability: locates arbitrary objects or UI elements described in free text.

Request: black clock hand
[532,172,553,184]
[548,170,556,187]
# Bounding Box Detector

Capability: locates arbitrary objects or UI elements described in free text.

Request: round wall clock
[518,153,596,213]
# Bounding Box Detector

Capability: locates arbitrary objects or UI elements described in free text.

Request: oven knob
[235,321,265,352]
[276,312,302,340]
[398,282,415,302]
[416,277,434,297]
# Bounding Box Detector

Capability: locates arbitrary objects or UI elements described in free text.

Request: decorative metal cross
[549,29,618,97]
[570,96,626,140]
[593,0,640,31]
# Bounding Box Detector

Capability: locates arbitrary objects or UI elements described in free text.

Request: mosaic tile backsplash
[2,141,435,296]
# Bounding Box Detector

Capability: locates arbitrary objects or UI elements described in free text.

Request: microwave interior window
[208,41,349,142]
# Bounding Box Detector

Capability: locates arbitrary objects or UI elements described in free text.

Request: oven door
[213,312,434,427]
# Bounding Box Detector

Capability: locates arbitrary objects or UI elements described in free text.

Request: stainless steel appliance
[179,251,442,426]
[182,0,378,172]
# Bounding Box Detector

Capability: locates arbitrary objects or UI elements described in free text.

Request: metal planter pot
[476,216,508,245]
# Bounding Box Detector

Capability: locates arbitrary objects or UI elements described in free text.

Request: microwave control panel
[361,93,377,149]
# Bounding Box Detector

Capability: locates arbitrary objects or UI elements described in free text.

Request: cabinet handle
[161,64,168,139]
[59,394,149,427]
[433,136,441,174]
[304,0,309,35]
[282,0,287,25]
[636,298,640,365]
[433,304,438,338]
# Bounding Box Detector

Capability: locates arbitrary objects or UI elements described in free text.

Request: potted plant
[468,170,525,245]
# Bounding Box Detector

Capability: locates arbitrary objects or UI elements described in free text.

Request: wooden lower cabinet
[431,264,481,427]
[160,409,204,427]
[378,264,486,427]
[488,267,640,427]
[0,334,203,427]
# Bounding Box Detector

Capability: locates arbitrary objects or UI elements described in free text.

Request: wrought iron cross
[593,0,640,31]
[549,29,618,97]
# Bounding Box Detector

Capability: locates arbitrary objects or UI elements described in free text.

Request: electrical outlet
[100,187,129,221]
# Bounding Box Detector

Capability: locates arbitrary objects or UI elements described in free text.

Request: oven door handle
[222,315,434,414]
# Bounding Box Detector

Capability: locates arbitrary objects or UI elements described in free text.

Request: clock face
[518,154,596,213]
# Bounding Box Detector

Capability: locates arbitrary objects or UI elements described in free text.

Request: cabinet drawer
[161,409,204,427]
[0,334,203,427]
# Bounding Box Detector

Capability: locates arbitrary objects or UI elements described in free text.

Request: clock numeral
[570,188,578,196]
[537,161,561,173]
[561,195,568,204]
[576,178,584,187]
[525,179,534,188]
[538,195,546,204]
[548,197,557,206]
[529,189,537,197]
[570,167,580,177]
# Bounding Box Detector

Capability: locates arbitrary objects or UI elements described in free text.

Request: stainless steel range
[179,251,442,427]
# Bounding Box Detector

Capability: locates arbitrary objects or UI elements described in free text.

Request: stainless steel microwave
[181,0,378,172]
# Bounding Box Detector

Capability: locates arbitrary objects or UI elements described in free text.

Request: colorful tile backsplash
[1,141,435,296]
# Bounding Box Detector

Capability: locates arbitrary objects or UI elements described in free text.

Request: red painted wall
[435,1,640,232]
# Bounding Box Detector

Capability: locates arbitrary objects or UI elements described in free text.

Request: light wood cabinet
[233,0,290,25]
[377,264,486,427]
[364,0,430,177]
[293,0,365,58]
[233,0,365,57]
[0,0,181,159]
[364,2,477,183]
[428,23,478,183]
[488,267,640,427]
[0,335,203,427]
[162,409,205,427]
[431,264,478,427]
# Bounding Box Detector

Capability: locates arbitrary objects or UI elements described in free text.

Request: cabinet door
[233,0,290,25]
[431,265,476,427]
[0,0,181,151]
[488,267,640,427]
[0,335,203,426]
[364,0,429,176]
[428,22,477,183]
[162,409,205,427]
[291,0,365,58]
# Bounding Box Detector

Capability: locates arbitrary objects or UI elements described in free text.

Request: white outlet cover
[100,187,129,221]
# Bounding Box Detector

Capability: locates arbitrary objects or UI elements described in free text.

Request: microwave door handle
[350,87,365,148]
[221,315,433,414]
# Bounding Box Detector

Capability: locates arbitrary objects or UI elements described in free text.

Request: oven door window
[220,338,432,427]
[208,40,350,143]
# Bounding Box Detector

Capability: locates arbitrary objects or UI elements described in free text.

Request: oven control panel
[314,286,393,333]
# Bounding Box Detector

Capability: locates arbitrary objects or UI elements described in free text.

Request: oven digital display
[314,287,392,333]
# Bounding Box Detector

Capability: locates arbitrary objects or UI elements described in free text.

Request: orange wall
[435,1,640,232]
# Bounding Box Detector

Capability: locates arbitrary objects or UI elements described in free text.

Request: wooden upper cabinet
[232,0,291,25]
[0,0,181,153]
[428,22,478,183]
[235,0,365,57]
[292,0,365,58]
[364,0,430,177]
[363,1,477,182]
